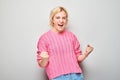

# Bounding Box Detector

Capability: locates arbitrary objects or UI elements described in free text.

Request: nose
[59,18,63,23]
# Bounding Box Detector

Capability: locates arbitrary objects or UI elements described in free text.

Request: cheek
[64,20,67,24]
[63,19,67,22]
[52,19,58,24]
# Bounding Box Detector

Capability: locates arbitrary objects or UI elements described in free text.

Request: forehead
[54,11,67,17]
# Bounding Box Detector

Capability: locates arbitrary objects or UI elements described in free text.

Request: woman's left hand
[85,44,94,54]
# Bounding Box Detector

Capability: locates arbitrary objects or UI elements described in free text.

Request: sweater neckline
[50,29,66,35]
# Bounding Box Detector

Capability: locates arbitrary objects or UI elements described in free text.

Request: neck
[52,28,65,33]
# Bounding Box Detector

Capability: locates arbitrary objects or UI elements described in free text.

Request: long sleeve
[37,35,48,62]
[73,35,82,58]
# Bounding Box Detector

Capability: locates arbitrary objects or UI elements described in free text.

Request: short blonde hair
[49,6,68,27]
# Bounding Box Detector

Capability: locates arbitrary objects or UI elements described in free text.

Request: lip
[58,24,64,27]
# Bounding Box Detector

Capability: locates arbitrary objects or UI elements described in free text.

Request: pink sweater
[37,30,82,79]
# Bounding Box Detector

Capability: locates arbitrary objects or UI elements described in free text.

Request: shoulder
[42,30,51,37]
[65,30,76,37]
[38,30,51,40]
[66,30,80,42]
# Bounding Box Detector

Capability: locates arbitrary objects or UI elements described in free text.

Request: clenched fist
[40,52,49,61]
[39,52,49,67]
[86,45,94,54]
[78,44,94,62]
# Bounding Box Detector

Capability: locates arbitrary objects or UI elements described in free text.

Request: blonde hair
[49,6,68,27]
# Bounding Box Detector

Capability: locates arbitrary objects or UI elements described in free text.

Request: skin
[38,11,94,67]
[52,11,67,33]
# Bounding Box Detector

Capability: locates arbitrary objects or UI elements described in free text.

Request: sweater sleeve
[37,35,48,62]
[73,35,82,58]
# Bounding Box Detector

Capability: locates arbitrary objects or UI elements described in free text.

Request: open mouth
[58,24,64,27]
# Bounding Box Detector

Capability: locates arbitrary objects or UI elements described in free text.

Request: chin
[58,29,65,33]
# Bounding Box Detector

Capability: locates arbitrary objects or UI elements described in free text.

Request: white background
[0,0,120,80]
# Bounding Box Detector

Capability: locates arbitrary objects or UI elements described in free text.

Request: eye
[56,16,60,19]
[62,17,66,19]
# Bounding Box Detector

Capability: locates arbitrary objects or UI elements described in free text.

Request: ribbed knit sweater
[37,30,82,79]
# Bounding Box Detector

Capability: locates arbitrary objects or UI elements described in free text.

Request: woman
[37,6,94,80]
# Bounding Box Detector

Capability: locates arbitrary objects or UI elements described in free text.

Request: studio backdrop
[0,0,120,80]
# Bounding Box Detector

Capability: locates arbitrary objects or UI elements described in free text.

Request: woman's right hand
[39,52,49,67]
[40,52,49,61]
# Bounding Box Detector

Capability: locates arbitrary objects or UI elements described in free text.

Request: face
[52,11,67,33]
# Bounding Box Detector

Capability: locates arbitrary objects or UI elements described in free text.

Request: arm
[78,45,94,62]
[38,52,49,67]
